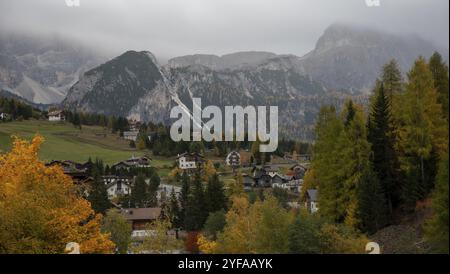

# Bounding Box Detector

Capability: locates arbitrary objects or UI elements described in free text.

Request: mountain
[298,23,447,93]
[64,51,164,118]
[0,33,103,104]
[62,24,446,140]
[64,50,345,140]
[167,51,277,70]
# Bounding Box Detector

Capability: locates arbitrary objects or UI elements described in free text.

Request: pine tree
[429,52,449,120]
[344,100,356,127]
[130,173,149,207]
[147,173,160,207]
[205,173,227,213]
[168,188,181,229]
[184,173,207,231]
[179,172,190,229]
[368,83,401,213]
[88,168,111,214]
[357,165,388,234]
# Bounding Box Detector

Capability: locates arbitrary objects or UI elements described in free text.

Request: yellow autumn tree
[202,160,217,182]
[0,135,115,254]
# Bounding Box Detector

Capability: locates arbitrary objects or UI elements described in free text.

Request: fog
[0,0,448,61]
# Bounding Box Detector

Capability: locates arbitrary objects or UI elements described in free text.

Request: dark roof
[121,208,162,221]
[307,189,318,202]
[290,164,307,171]
[176,152,205,159]
[48,110,64,116]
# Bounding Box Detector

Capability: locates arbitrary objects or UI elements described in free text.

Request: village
[36,108,318,253]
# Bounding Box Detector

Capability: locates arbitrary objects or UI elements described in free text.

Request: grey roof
[307,189,318,202]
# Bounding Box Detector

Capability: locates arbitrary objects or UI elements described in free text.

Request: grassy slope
[0,120,170,166]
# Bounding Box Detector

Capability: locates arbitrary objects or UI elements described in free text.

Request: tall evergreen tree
[179,172,190,229]
[205,173,227,213]
[88,168,111,214]
[357,165,388,234]
[147,173,160,207]
[368,83,401,213]
[130,173,149,207]
[429,52,449,120]
[168,188,181,229]
[184,173,207,231]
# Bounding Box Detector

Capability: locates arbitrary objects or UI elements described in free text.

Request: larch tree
[0,135,114,254]
[428,52,449,121]
[397,57,448,210]
[313,106,347,223]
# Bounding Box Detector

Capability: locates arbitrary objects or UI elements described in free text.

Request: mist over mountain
[0,33,105,104]
[298,23,448,93]
[2,24,447,140]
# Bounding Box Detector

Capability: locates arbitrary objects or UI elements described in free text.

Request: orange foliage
[0,135,114,254]
[185,231,200,253]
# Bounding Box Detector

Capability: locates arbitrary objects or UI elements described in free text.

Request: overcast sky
[0,0,448,62]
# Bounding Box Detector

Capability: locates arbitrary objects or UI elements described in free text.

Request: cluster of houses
[46,147,318,245]
[174,150,318,213]
[45,155,176,204]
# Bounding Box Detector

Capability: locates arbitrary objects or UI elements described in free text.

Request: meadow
[0,120,172,168]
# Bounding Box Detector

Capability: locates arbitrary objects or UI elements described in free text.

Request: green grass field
[0,120,159,165]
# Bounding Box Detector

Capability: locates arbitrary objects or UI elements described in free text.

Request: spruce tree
[205,173,227,213]
[88,168,111,214]
[130,173,148,207]
[147,173,160,207]
[357,165,388,234]
[368,83,401,213]
[168,188,181,229]
[179,172,190,229]
[184,173,207,231]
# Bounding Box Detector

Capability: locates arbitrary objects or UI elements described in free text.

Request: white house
[225,151,241,167]
[124,131,139,141]
[103,175,132,199]
[176,152,205,170]
[48,110,65,122]
[0,112,9,120]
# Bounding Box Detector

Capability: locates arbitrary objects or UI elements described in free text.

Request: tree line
[303,53,448,252]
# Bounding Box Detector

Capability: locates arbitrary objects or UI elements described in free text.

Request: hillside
[0,120,153,165]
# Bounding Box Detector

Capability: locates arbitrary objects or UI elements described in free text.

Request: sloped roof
[307,189,318,202]
[121,208,162,221]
